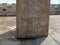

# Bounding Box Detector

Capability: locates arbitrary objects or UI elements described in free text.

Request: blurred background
[0,0,60,45]
[0,0,60,16]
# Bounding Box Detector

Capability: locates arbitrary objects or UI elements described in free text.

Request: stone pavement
[0,15,60,45]
[0,36,60,45]
[0,35,59,45]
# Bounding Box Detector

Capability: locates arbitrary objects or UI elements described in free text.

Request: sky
[51,0,60,4]
[0,0,60,4]
[0,0,16,4]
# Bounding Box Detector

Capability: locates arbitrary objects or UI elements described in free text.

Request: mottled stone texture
[16,0,49,38]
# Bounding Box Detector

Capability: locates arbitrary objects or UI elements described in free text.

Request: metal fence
[0,11,16,16]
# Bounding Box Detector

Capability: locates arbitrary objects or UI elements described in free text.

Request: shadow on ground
[0,29,47,45]
[0,29,16,38]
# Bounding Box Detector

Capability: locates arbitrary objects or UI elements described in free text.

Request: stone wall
[16,0,49,38]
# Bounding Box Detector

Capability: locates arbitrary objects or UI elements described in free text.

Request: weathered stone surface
[16,0,49,38]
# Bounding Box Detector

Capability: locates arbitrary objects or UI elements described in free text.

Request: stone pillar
[16,0,49,38]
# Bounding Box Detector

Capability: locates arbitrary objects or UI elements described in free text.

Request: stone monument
[16,0,49,38]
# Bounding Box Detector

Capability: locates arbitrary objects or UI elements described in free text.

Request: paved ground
[0,15,60,45]
[49,15,60,34]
